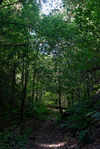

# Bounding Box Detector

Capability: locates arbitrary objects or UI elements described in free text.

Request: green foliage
[0,0,99,147]
[0,128,31,149]
[33,104,50,120]
[78,129,93,147]
[0,0,99,110]
[62,98,100,146]
[24,104,50,120]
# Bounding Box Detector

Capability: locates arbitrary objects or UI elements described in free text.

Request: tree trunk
[76,88,80,102]
[20,65,28,123]
[71,92,74,105]
[58,89,63,114]
[58,76,63,114]
[35,78,39,103]
[39,90,42,103]
[32,65,36,104]
[22,61,24,91]
[11,63,16,109]
[67,96,71,106]
[87,79,90,98]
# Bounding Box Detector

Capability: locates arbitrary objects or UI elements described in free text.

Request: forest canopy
[0,0,100,148]
[0,0,100,116]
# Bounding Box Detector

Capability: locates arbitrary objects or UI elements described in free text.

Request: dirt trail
[27,118,78,149]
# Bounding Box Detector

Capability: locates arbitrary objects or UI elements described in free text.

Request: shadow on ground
[27,118,78,149]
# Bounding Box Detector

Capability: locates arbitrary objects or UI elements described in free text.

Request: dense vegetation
[0,0,100,148]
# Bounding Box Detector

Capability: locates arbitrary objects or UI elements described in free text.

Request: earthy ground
[26,116,100,149]
[26,117,78,149]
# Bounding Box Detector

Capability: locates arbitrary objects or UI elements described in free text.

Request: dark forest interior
[0,0,100,148]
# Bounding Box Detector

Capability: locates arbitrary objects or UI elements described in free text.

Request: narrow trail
[27,118,78,149]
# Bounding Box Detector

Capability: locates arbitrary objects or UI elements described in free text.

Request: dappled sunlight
[37,141,67,148]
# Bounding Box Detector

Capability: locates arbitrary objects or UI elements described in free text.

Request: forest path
[27,117,78,149]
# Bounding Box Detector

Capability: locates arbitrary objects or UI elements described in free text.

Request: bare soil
[27,118,78,149]
[26,117,100,149]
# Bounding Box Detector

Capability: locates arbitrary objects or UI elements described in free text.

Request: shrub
[61,98,100,146]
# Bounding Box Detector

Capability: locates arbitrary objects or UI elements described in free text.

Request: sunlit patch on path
[27,118,78,149]
[36,141,67,148]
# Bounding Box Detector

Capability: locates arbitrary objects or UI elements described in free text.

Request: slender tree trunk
[8,63,16,110]
[86,79,90,98]
[20,65,28,123]
[11,64,16,109]
[67,96,71,106]
[22,61,24,91]
[35,78,39,103]
[58,89,62,114]
[57,65,63,114]
[32,65,36,104]
[58,77,63,114]
[32,83,35,104]
[39,90,42,103]
[76,88,80,102]
[71,92,74,105]
[35,90,38,103]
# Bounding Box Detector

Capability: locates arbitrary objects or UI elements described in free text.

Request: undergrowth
[0,103,55,149]
[61,98,100,147]
[0,126,31,149]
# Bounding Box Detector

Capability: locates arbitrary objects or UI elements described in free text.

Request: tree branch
[0,41,46,47]
[2,21,41,35]
[0,1,19,9]
[2,21,50,38]
[0,43,29,47]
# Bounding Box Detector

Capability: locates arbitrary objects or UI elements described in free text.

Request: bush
[61,98,100,146]
[0,127,31,149]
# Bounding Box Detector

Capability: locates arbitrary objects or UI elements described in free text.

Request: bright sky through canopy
[41,0,63,15]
